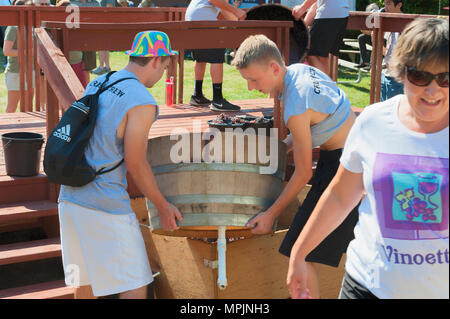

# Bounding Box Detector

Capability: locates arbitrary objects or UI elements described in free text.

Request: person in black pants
[356,33,372,69]
[356,4,384,69]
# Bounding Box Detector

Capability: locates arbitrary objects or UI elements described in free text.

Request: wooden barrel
[146,131,286,238]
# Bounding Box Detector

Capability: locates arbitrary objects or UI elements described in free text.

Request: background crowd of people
[0,0,421,112]
[0,0,447,300]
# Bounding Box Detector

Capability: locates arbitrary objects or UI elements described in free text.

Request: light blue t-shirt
[59,69,158,215]
[281,64,351,148]
[316,0,349,19]
[185,0,220,21]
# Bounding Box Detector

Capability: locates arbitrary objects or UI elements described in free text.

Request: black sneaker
[190,95,211,106]
[356,62,369,69]
[210,99,241,112]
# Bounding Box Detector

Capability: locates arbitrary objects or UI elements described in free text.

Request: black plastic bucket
[2,132,45,177]
[245,3,310,65]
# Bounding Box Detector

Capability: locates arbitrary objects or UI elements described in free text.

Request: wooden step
[0,200,58,224]
[0,237,61,266]
[0,280,74,299]
[0,174,50,205]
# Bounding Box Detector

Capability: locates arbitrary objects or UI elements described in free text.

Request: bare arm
[3,40,18,57]
[304,2,317,27]
[283,134,293,153]
[210,0,246,20]
[292,0,317,20]
[287,165,364,298]
[124,105,183,231]
[248,113,313,234]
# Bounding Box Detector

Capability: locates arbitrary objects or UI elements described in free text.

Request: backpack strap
[92,73,139,176]
[98,71,116,91]
[98,76,138,95]
[96,159,124,176]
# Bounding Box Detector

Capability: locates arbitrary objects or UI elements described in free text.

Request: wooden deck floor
[0,99,275,178]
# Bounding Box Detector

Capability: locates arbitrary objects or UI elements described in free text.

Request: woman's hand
[287,256,312,299]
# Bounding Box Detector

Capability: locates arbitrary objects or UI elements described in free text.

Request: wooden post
[369,27,379,105]
[166,55,178,105]
[280,26,290,141]
[374,17,384,103]
[26,9,33,112]
[274,27,283,140]
[34,8,41,111]
[178,50,184,105]
[46,80,59,138]
[329,54,338,82]
[18,10,26,112]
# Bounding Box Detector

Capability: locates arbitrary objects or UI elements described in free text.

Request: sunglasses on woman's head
[406,66,449,88]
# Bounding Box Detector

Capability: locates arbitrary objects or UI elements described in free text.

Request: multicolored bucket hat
[125,31,178,57]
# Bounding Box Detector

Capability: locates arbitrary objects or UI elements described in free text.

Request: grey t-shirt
[185,0,220,21]
[281,64,351,148]
[316,0,349,19]
[4,26,19,73]
[59,69,158,215]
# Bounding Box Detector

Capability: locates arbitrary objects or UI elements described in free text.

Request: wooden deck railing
[34,28,84,139]
[344,11,447,104]
[1,6,447,112]
[39,20,293,139]
[0,6,186,112]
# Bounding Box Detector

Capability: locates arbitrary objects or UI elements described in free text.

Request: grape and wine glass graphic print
[373,153,449,240]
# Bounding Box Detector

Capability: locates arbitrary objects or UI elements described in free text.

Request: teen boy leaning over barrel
[233,34,359,299]
[57,31,183,299]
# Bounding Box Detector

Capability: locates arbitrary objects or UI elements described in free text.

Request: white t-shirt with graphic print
[340,94,449,299]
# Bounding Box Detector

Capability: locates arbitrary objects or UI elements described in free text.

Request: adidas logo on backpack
[44,71,136,187]
[53,124,71,143]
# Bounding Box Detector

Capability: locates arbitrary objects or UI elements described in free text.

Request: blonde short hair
[389,18,449,82]
[232,34,285,69]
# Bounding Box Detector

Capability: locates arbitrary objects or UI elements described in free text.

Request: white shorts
[58,200,153,297]
[4,71,35,91]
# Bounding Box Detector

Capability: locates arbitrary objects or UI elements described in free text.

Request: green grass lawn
[0,50,371,113]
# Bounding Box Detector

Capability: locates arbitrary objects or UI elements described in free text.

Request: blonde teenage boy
[233,34,359,299]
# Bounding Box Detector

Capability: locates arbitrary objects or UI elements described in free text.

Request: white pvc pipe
[217,226,228,290]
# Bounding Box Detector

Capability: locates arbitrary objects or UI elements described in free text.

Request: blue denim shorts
[381,73,404,102]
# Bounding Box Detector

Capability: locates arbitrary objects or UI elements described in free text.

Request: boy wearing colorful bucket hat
[58,31,183,299]
[185,0,246,111]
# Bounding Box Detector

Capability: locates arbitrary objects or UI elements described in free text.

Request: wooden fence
[36,19,293,139]
[1,6,447,112]
[0,6,186,112]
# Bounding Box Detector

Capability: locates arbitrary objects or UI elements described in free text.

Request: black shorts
[192,48,226,64]
[82,51,97,71]
[308,17,348,57]
[339,272,378,299]
[278,148,359,267]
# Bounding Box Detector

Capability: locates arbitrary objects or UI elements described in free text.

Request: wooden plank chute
[34,28,84,111]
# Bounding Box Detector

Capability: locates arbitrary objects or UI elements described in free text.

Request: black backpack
[44,71,136,187]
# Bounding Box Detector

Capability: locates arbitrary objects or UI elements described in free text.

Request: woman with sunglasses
[287,18,448,299]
